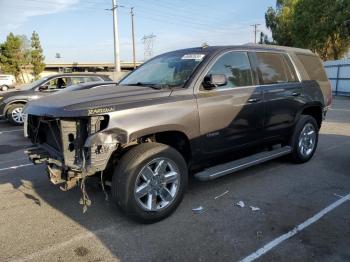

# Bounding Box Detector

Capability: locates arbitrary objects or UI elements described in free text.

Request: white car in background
[0,75,16,91]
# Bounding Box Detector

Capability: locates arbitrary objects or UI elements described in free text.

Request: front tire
[1,85,9,91]
[290,115,318,163]
[112,142,188,223]
[6,103,25,125]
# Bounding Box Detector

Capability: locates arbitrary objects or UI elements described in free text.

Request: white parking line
[330,108,350,112]
[0,163,34,172]
[0,129,23,134]
[0,157,28,165]
[240,193,350,262]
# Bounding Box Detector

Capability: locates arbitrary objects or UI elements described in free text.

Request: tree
[30,31,45,79]
[265,0,299,46]
[0,33,25,80]
[265,0,350,60]
[293,0,350,60]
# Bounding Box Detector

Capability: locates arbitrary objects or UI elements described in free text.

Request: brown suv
[24,45,332,223]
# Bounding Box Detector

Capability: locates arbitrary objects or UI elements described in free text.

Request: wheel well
[151,131,192,164]
[301,106,322,129]
[5,101,27,114]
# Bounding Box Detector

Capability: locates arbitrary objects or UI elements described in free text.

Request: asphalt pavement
[0,97,349,262]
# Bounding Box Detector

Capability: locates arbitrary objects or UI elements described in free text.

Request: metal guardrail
[324,62,350,96]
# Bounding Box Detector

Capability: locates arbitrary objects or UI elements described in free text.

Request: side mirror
[203,74,227,90]
[38,85,48,91]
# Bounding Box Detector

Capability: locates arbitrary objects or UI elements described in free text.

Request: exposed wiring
[79,150,91,213]
[100,171,109,201]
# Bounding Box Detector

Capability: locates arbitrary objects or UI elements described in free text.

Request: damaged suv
[24,45,332,223]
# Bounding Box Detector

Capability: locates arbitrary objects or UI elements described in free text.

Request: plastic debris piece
[256,231,263,239]
[214,190,229,200]
[250,206,260,211]
[192,206,204,214]
[236,201,245,208]
[334,193,345,198]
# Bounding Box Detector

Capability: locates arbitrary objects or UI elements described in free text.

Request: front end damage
[25,115,119,195]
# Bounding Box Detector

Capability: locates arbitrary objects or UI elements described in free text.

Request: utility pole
[251,24,261,44]
[130,7,136,69]
[112,0,121,72]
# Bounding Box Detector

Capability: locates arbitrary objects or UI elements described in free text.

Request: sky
[0,0,276,63]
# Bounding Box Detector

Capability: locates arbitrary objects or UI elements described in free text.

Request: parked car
[24,45,332,223]
[57,81,117,93]
[0,73,112,125]
[0,74,16,91]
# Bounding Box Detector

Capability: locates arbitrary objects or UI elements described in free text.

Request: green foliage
[0,33,26,79]
[265,0,350,60]
[30,31,45,79]
[265,0,299,46]
[0,31,46,81]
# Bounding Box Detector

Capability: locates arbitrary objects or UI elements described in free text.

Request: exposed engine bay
[25,114,116,211]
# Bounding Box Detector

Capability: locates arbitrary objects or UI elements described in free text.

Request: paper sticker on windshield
[181,54,205,61]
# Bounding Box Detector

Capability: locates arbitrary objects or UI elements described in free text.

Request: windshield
[20,77,49,90]
[119,52,206,88]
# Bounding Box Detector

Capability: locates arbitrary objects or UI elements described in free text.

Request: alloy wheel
[134,157,180,212]
[298,123,316,157]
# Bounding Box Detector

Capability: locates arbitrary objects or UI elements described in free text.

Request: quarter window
[207,52,253,89]
[296,54,328,81]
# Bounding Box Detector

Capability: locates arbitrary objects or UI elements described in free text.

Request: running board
[194,146,292,181]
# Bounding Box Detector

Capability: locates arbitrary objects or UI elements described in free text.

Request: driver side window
[41,77,67,91]
[207,52,253,89]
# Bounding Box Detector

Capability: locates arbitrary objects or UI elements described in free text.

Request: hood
[24,85,172,117]
[1,89,33,100]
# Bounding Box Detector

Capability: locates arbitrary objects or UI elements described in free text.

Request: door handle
[247,98,260,103]
[291,92,301,97]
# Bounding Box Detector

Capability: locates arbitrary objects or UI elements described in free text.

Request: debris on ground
[214,190,229,200]
[256,231,263,240]
[236,201,245,207]
[334,193,345,198]
[249,206,260,211]
[192,206,205,214]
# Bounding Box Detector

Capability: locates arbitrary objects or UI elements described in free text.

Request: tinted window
[297,54,328,81]
[88,76,102,81]
[282,55,298,82]
[207,52,253,89]
[256,52,290,84]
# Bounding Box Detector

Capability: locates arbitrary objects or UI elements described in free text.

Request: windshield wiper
[124,82,162,90]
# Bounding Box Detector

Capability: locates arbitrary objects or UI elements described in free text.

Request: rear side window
[71,77,85,85]
[207,51,253,89]
[296,54,328,81]
[256,52,297,84]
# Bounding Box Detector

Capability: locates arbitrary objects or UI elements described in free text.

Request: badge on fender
[88,107,114,115]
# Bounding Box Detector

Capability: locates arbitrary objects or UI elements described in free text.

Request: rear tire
[290,115,318,163]
[6,103,25,125]
[112,142,188,223]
